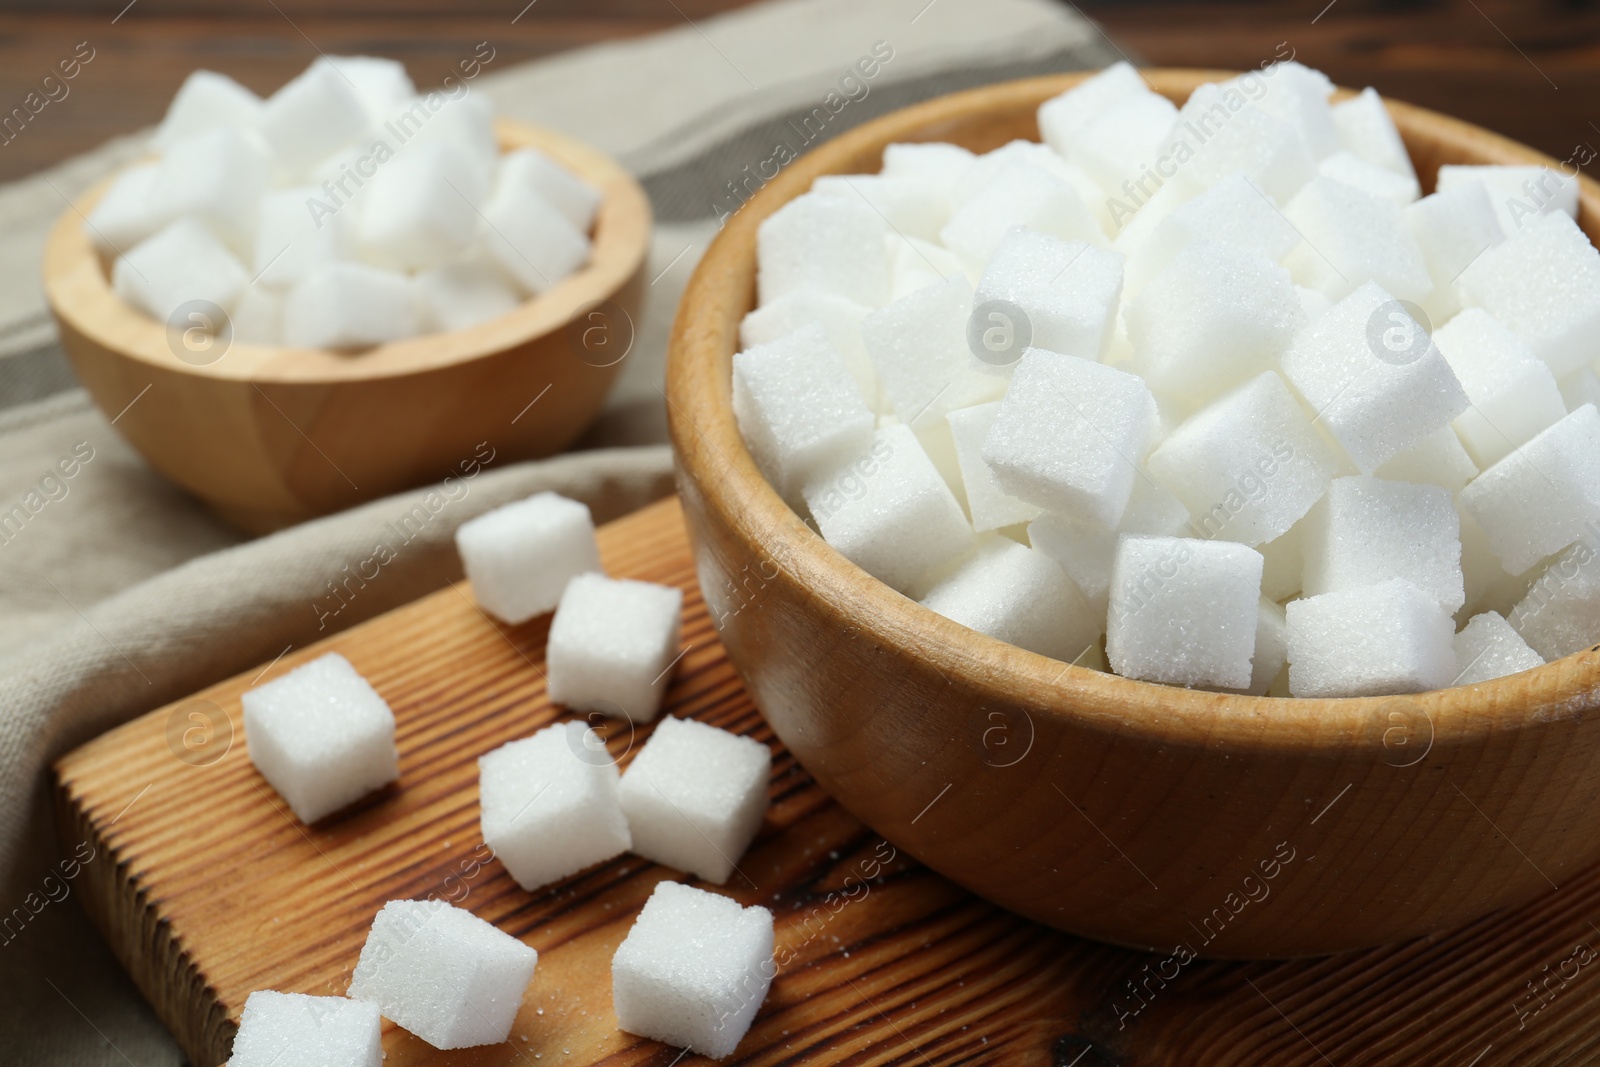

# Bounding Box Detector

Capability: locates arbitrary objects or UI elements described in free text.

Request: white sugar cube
[880,141,975,186]
[1453,611,1543,684]
[231,284,283,346]
[1037,62,1149,155]
[1318,150,1420,205]
[1374,425,1479,495]
[1106,535,1263,689]
[1460,509,1530,619]
[1510,540,1600,660]
[887,235,967,302]
[1259,522,1306,602]
[738,289,876,402]
[495,147,601,233]
[414,256,522,333]
[456,492,599,623]
[259,59,371,178]
[946,402,1041,532]
[1561,368,1600,414]
[921,536,1103,660]
[939,160,1101,270]
[1433,308,1566,467]
[812,173,950,244]
[483,180,590,295]
[399,93,499,176]
[84,163,166,255]
[1278,281,1468,472]
[228,991,380,1067]
[982,349,1158,525]
[1227,599,1289,696]
[1286,579,1457,696]
[619,716,770,883]
[1120,173,1299,295]
[283,262,418,348]
[861,275,1002,425]
[733,324,874,501]
[154,69,263,149]
[322,55,416,122]
[1062,91,1179,193]
[1028,475,1191,616]
[479,721,632,889]
[1458,405,1600,574]
[547,573,683,723]
[1282,176,1432,302]
[1127,241,1304,405]
[974,229,1124,361]
[1437,164,1579,236]
[803,424,973,594]
[150,127,272,253]
[253,187,349,289]
[348,899,537,1049]
[241,652,398,824]
[113,217,247,323]
[1332,87,1417,181]
[358,141,485,270]
[612,881,775,1059]
[1148,371,1340,546]
[756,192,889,306]
[1240,61,1339,158]
[1160,84,1316,204]
[1404,182,1503,316]
[1457,211,1600,377]
[1301,475,1464,612]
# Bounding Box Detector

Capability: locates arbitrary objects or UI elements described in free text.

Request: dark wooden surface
[0,1,1595,184]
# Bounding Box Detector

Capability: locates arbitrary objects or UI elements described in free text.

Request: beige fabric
[0,1,1122,1062]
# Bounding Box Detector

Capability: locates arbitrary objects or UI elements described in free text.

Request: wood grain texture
[41,119,651,533]
[52,497,1600,1067]
[666,69,1600,958]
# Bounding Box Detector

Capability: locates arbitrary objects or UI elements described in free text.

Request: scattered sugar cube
[479,721,632,889]
[1120,173,1299,295]
[732,323,874,501]
[259,58,371,178]
[1062,90,1179,193]
[495,146,601,233]
[619,716,770,883]
[322,55,416,122]
[1278,281,1469,472]
[358,141,485,270]
[861,275,1002,424]
[1453,611,1544,684]
[1286,579,1457,696]
[253,186,349,289]
[414,256,522,332]
[1374,425,1479,495]
[547,573,683,723]
[1510,539,1600,660]
[483,178,590,295]
[611,881,775,1059]
[1282,176,1432,302]
[231,284,283,346]
[1437,164,1579,236]
[1404,182,1504,317]
[1148,371,1340,546]
[974,229,1124,361]
[981,349,1158,525]
[939,160,1102,270]
[946,402,1041,532]
[228,991,380,1067]
[154,69,263,149]
[283,262,418,348]
[1332,87,1417,181]
[738,289,876,402]
[348,899,538,1049]
[1318,150,1420,205]
[1459,405,1600,574]
[1160,84,1316,204]
[922,535,1103,660]
[113,217,247,323]
[1433,307,1566,467]
[1106,535,1264,689]
[1127,241,1304,405]
[241,652,399,824]
[455,492,599,624]
[1037,62,1149,156]
[1301,475,1464,613]
[84,163,166,255]
[803,424,973,594]
[1457,211,1600,378]
[756,192,889,306]
[812,173,950,244]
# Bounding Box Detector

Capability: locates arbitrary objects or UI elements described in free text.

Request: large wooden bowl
[667,70,1600,958]
[45,119,651,532]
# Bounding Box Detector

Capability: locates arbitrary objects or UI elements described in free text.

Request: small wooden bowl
[667,70,1600,958]
[44,119,651,532]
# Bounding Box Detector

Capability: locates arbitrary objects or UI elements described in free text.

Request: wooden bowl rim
[42,117,653,384]
[666,68,1600,750]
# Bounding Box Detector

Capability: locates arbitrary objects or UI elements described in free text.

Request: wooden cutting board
[54,497,1600,1066]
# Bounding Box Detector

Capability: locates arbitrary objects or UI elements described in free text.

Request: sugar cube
[1432,307,1566,467]
[1332,87,1417,181]
[861,275,1002,425]
[619,716,770,883]
[887,235,967,302]
[1147,371,1340,546]
[981,349,1158,525]
[756,192,890,306]
[1120,173,1299,295]
[479,721,632,889]
[1159,84,1316,204]
[1240,61,1339,159]
[1238,599,1289,696]
[880,141,975,186]
[253,186,349,289]
[1126,241,1304,404]
[739,289,876,402]
[1373,425,1479,495]
[358,141,485,270]
[732,323,874,501]
[939,160,1102,270]
[1560,367,1600,414]
[149,126,273,253]
[455,491,600,623]
[1301,475,1464,612]
[231,284,283,346]
[1437,164,1579,236]
[1510,539,1600,660]
[154,69,263,149]
[1285,579,1457,697]
[546,573,683,723]
[283,262,418,348]
[1106,535,1264,689]
[1282,176,1433,302]
[921,535,1103,660]
[1452,611,1543,684]
[347,899,538,1049]
[1458,405,1600,574]
[803,424,973,594]
[495,146,601,233]
[1457,211,1600,378]
[1028,475,1191,615]
[321,55,416,122]
[946,402,1041,532]
[259,58,371,178]
[1403,182,1503,316]
[414,256,522,333]
[1061,90,1179,194]
[1459,508,1530,620]
[812,173,950,244]
[1259,522,1306,601]
[241,652,399,824]
[483,179,590,295]
[113,217,247,324]
[1037,62,1150,156]
[399,93,499,177]
[612,881,775,1059]
[228,991,381,1067]
[973,229,1124,361]
[1278,281,1469,473]
[84,163,166,255]
[1318,150,1420,205]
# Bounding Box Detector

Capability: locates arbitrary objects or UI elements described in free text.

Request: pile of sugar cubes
[736,60,1600,699]
[233,491,778,1060]
[86,58,599,349]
